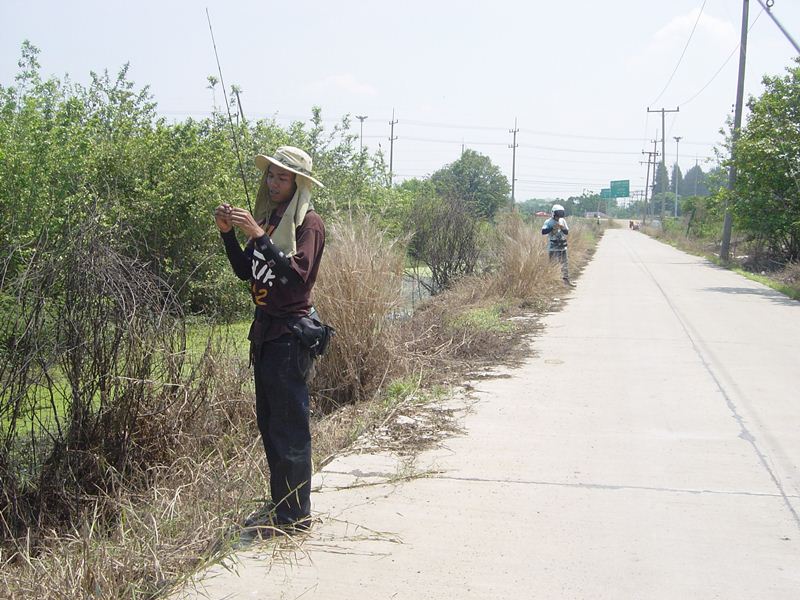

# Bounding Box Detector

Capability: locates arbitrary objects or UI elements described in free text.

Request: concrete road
[177,229,800,599]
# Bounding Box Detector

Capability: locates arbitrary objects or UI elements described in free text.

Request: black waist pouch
[288,314,335,359]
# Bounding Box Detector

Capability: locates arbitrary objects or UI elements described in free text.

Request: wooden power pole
[721,0,750,261]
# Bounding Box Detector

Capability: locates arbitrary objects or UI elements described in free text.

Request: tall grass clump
[484,213,562,304]
[311,215,408,410]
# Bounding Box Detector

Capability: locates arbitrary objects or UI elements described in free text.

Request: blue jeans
[549,248,569,281]
[252,334,313,526]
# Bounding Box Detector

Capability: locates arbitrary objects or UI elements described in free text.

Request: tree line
[0,43,520,320]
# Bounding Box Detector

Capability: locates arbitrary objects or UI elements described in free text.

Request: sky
[2,0,800,202]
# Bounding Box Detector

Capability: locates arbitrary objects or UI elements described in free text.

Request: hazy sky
[2,0,799,200]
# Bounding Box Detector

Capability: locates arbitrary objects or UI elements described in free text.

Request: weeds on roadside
[0,213,603,599]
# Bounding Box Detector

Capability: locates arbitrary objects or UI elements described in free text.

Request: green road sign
[600,188,613,199]
[610,179,630,197]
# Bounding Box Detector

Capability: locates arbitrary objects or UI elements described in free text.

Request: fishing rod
[205,7,253,213]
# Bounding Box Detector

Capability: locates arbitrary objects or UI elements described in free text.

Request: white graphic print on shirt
[251,249,276,286]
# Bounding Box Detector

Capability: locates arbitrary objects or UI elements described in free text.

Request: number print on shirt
[252,282,268,306]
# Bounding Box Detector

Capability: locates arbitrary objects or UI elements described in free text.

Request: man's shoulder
[302,210,325,231]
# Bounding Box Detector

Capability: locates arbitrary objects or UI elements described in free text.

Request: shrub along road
[177,228,800,599]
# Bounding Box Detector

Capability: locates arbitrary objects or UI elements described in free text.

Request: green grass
[185,318,251,357]
[730,268,800,301]
[450,305,515,333]
[404,261,433,278]
[384,376,421,405]
[2,320,253,437]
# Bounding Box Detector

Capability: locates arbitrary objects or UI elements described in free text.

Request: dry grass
[311,215,409,411]
[403,215,600,369]
[0,347,262,599]
[0,358,418,600]
[484,214,565,305]
[777,261,800,289]
[0,214,605,599]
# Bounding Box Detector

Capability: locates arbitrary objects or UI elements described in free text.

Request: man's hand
[553,221,561,230]
[229,207,266,239]
[214,204,233,233]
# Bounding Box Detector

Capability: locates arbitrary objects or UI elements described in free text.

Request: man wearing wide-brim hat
[214,145,325,534]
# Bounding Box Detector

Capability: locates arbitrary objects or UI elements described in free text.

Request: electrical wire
[380,135,644,156]
[650,0,708,106]
[678,6,765,107]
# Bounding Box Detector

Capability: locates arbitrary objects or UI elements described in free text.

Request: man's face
[266,164,297,203]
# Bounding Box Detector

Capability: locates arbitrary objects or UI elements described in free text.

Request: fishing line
[206,7,253,213]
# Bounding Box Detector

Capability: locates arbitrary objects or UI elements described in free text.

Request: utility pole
[388,109,398,185]
[673,136,682,218]
[641,142,658,225]
[721,0,749,261]
[639,159,650,225]
[647,107,679,224]
[647,107,680,170]
[355,115,368,152]
[651,138,659,221]
[509,118,519,208]
[694,156,699,196]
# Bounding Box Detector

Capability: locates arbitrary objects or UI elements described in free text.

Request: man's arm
[220,230,251,281]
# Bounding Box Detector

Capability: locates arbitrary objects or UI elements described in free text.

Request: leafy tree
[651,192,676,217]
[407,194,483,293]
[671,164,683,196]
[429,149,510,219]
[680,164,710,197]
[564,191,617,217]
[681,194,723,238]
[1,42,415,317]
[729,58,800,261]
[654,162,670,194]
[516,198,556,216]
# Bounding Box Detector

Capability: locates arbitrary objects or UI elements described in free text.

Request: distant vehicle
[535,211,549,217]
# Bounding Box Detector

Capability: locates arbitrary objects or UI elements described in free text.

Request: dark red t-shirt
[221,209,325,341]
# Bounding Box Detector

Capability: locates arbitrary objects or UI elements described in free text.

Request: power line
[757,0,800,54]
[678,6,765,107]
[519,129,645,142]
[406,120,650,142]
[520,144,642,156]
[515,178,615,185]
[649,0,708,106]
[401,118,505,131]
[387,135,643,155]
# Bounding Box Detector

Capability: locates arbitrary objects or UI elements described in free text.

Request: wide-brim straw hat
[254,146,324,188]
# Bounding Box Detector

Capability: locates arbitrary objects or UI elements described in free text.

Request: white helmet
[552,204,565,212]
